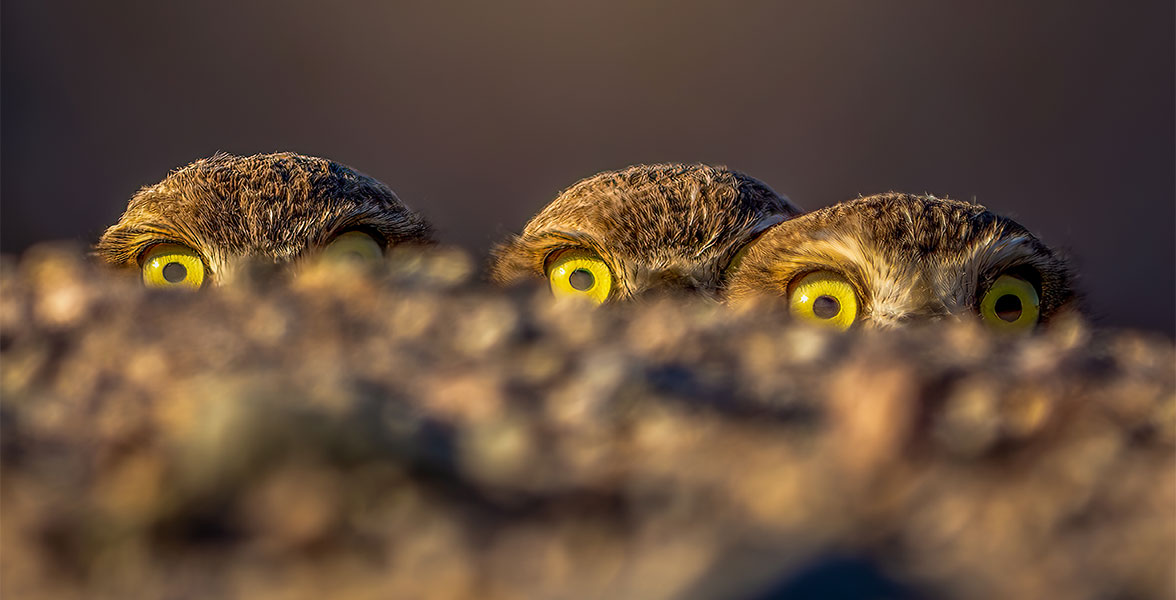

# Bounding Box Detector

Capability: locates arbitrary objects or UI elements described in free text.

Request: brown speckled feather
[491,163,800,300]
[96,152,432,283]
[726,193,1076,326]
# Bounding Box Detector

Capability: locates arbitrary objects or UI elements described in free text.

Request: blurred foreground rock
[2,245,1173,599]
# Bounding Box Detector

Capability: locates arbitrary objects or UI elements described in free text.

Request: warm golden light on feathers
[726,193,1074,328]
[96,152,433,285]
[491,163,800,300]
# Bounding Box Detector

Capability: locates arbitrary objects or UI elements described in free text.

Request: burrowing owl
[491,164,800,303]
[96,152,432,288]
[725,193,1075,332]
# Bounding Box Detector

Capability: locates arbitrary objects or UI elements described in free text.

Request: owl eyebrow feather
[528,231,616,270]
[315,212,390,249]
[760,233,880,301]
[95,221,206,267]
[969,233,1050,281]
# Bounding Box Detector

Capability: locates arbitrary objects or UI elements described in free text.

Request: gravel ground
[2,245,1173,599]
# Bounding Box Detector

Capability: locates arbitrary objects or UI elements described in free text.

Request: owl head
[96,152,432,288]
[491,163,800,303]
[726,193,1075,332]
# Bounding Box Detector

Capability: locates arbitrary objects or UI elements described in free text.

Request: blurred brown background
[2,0,1173,333]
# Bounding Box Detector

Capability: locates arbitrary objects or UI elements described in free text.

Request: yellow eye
[547,249,612,304]
[141,243,205,290]
[321,231,384,265]
[788,270,858,330]
[979,274,1040,333]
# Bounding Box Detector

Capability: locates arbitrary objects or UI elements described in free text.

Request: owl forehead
[140,182,348,257]
[792,194,1007,257]
[524,165,793,269]
[117,153,412,261]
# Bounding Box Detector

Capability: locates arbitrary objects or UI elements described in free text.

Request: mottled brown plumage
[491,164,800,301]
[726,193,1075,327]
[96,152,432,284]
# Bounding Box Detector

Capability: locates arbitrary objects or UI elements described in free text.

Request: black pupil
[162,262,187,283]
[994,294,1023,322]
[569,269,595,291]
[813,295,841,319]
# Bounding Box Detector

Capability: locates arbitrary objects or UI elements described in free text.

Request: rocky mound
[2,246,1172,599]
